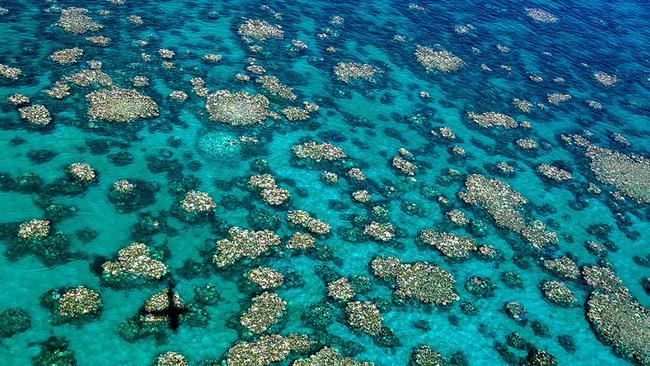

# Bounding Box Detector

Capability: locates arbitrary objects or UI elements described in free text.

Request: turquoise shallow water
[0,0,649,365]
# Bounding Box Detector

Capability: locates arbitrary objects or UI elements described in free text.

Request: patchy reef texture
[0,1,648,365]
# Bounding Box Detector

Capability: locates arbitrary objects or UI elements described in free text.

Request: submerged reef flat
[586,292,650,365]
[585,144,649,203]
[212,227,281,268]
[86,88,159,123]
[334,62,382,83]
[205,90,270,126]
[371,257,459,305]
[415,46,465,73]
[57,7,102,34]
[101,242,168,286]
[0,0,648,365]
[459,174,558,249]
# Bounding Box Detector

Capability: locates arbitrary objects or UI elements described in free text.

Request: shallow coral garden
[0,0,649,365]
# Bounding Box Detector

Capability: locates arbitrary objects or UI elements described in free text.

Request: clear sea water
[0,0,648,365]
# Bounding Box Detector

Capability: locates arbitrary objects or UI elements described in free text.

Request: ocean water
[0,0,648,365]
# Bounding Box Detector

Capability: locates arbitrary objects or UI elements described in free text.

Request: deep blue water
[0,0,648,365]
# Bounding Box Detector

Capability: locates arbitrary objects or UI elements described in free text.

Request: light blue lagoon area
[0,0,649,365]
